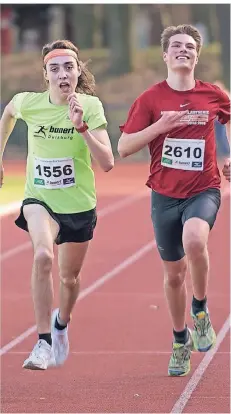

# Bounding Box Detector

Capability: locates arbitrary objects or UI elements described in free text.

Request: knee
[34,247,54,274]
[164,264,187,289]
[60,269,81,289]
[184,234,205,259]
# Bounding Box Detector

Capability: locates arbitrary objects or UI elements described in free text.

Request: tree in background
[69,4,95,49]
[216,4,230,89]
[105,4,132,75]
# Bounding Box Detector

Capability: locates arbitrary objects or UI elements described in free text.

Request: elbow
[117,142,129,158]
[103,158,114,172]
[104,165,113,172]
[118,149,129,158]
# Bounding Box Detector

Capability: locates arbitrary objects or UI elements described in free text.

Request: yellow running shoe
[168,329,193,377]
[191,309,216,352]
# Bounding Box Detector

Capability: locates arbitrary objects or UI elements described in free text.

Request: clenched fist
[0,164,4,188]
[222,158,231,182]
[67,93,84,129]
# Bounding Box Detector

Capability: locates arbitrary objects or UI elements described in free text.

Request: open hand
[157,110,189,135]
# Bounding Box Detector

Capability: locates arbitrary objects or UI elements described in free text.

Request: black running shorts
[15,198,97,244]
[151,188,221,262]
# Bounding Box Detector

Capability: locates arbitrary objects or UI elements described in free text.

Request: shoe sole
[192,332,216,352]
[168,330,193,377]
[168,369,190,377]
[23,361,47,370]
[168,360,191,377]
[195,342,215,352]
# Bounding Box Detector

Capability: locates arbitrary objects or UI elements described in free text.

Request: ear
[43,67,48,82]
[77,64,82,77]
[163,52,168,63]
[195,55,199,65]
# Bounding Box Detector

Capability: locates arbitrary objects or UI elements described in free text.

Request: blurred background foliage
[1,3,230,159]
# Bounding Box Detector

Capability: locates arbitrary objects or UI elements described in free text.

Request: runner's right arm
[118,110,188,158]
[0,101,17,162]
[0,100,17,187]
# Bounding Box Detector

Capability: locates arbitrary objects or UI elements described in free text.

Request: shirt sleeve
[119,92,153,133]
[12,92,30,120]
[217,88,230,125]
[84,97,108,131]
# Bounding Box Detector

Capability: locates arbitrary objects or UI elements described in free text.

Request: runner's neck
[49,90,68,106]
[166,72,195,92]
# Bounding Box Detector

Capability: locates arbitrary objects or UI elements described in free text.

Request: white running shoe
[51,308,69,366]
[22,339,54,370]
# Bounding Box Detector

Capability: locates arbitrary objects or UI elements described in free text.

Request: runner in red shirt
[118,24,230,377]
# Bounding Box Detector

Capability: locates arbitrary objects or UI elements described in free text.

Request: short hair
[161,24,203,55]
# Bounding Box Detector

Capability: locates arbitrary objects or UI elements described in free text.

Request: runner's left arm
[81,127,114,172]
[68,93,114,172]
[217,87,231,180]
[217,86,230,141]
[225,122,230,141]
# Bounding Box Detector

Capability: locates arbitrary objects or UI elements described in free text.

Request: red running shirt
[120,80,230,198]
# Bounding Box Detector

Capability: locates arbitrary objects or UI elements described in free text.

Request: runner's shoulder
[12,90,48,108]
[77,93,103,109]
[196,80,230,99]
[135,80,167,103]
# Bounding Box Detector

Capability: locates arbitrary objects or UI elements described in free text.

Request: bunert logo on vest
[33,125,75,140]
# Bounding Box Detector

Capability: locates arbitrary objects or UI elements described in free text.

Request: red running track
[1,163,230,413]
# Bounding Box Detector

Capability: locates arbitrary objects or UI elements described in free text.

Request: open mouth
[59,82,71,92]
[176,56,190,60]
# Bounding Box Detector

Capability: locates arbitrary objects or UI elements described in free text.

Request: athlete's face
[163,34,198,73]
[44,55,81,97]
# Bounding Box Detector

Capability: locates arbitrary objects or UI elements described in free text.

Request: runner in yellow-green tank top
[12,90,107,213]
[0,39,114,370]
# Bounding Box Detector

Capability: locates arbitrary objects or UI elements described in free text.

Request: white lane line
[0,190,149,219]
[1,242,32,261]
[0,201,21,217]
[171,315,231,414]
[0,184,228,218]
[98,190,148,217]
[0,191,149,262]
[1,186,229,262]
[0,326,37,357]
[0,240,155,356]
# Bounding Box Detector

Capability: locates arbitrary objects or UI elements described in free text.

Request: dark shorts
[15,198,97,245]
[151,188,221,262]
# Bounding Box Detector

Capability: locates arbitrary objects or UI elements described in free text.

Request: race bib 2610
[161,138,205,171]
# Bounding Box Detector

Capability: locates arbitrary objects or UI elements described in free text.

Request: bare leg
[50,241,89,366]
[23,204,59,333]
[182,217,216,352]
[163,257,188,332]
[58,241,89,324]
[183,217,210,301]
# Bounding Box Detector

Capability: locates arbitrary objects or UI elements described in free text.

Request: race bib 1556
[34,157,75,189]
